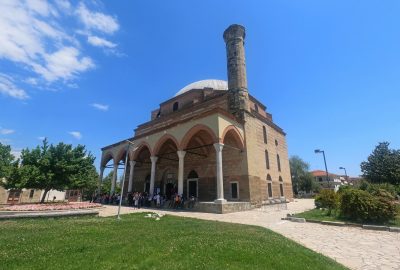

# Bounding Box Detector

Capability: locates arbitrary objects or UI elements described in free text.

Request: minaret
[223,24,250,119]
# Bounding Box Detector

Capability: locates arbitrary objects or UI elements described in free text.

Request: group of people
[127,192,197,209]
[96,191,197,209]
[96,193,122,205]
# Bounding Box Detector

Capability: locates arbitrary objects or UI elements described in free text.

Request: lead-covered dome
[174,79,228,97]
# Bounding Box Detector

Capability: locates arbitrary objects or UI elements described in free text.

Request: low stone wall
[193,201,252,214]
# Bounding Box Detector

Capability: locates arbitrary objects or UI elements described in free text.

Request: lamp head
[314,149,322,154]
[339,167,345,170]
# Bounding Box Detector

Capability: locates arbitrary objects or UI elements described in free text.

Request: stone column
[128,161,136,193]
[98,166,105,194]
[214,143,226,203]
[110,163,118,195]
[149,156,158,196]
[177,151,186,195]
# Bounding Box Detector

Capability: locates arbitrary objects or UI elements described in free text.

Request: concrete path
[99,200,400,270]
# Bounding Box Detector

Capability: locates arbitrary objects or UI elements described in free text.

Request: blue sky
[1,0,400,177]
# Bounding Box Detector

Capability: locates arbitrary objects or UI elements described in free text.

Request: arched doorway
[162,170,177,200]
[187,170,199,198]
[154,137,179,197]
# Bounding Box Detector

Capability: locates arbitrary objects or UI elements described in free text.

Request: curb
[285,217,399,233]
[0,210,99,220]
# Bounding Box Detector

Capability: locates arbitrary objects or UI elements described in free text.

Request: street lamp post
[314,149,330,188]
[339,166,348,180]
[117,140,135,220]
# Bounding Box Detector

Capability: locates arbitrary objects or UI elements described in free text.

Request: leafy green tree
[0,143,15,181]
[360,142,400,185]
[5,139,97,203]
[290,156,316,194]
[100,171,120,194]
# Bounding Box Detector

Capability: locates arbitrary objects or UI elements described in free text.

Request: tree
[100,171,120,194]
[6,139,97,203]
[290,156,316,194]
[361,142,400,185]
[0,143,15,181]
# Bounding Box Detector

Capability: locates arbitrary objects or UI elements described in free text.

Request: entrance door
[165,183,175,200]
[187,179,198,198]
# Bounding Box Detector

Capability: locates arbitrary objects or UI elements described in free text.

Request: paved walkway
[99,200,400,270]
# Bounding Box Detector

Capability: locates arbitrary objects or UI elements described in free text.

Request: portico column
[98,166,105,195]
[177,151,186,195]
[149,156,158,196]
[214,143,226,203]
[128,161,136,192]
[111,163,118,195]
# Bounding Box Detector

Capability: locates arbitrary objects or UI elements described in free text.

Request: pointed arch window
[173,102,179,112]
[267,174,272,198]
[265,150,270,170]
[263,126,267,144]
[277,154,281,172]
[279,177,284,197]
[188,170,199,179]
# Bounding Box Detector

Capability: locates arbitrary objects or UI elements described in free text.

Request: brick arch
[114,147,129,164]
[221,125,245,150]
[132,141,153,161]
[180,124,218,150]
[101,151,115,167]
[153,134,181,155]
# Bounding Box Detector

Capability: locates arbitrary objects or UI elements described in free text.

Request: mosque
[99,24,293,213]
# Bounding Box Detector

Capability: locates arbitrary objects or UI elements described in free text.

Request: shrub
[340,189,396,223]
[315,189,338,214]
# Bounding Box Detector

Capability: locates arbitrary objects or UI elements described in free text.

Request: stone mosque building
[99,24,293,213]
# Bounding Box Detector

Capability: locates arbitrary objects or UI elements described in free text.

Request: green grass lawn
[294,208,400,227]
[0,213,347,270]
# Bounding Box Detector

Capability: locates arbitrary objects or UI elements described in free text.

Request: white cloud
[0,128,15,135]
[0,0,120,99]
[69,131,82,140]
[37,136,46,141]
[33,47,94,82]
[88,36,116,48]
[55,0,71,12]
[91,103,109,111]
[76,3,119,34]
[11,149,22,159]
[0,74,29,100]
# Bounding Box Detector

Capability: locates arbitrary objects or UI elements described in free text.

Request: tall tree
[6,139,97,203]
[361,142,400,185]
[290,156,316,194]
[0,143,15,181]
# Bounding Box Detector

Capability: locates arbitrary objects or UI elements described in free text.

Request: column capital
[213,143,224,152]
[129,160,136,167]
[177,150,186,159]
[150,156,158,163]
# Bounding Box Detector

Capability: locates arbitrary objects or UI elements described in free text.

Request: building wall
[243,113,293,204]
[0,187,42,204]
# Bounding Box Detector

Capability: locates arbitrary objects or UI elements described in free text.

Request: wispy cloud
[37,136,46,141]
[88,36,116,48]
[0,73,29,100]
[0,128,15,135]
[91,103,109,111]
[76,3,119,34]
[69,131,82,140]
[0,0,120,100]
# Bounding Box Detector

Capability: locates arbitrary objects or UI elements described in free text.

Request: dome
[174,79,228,97]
